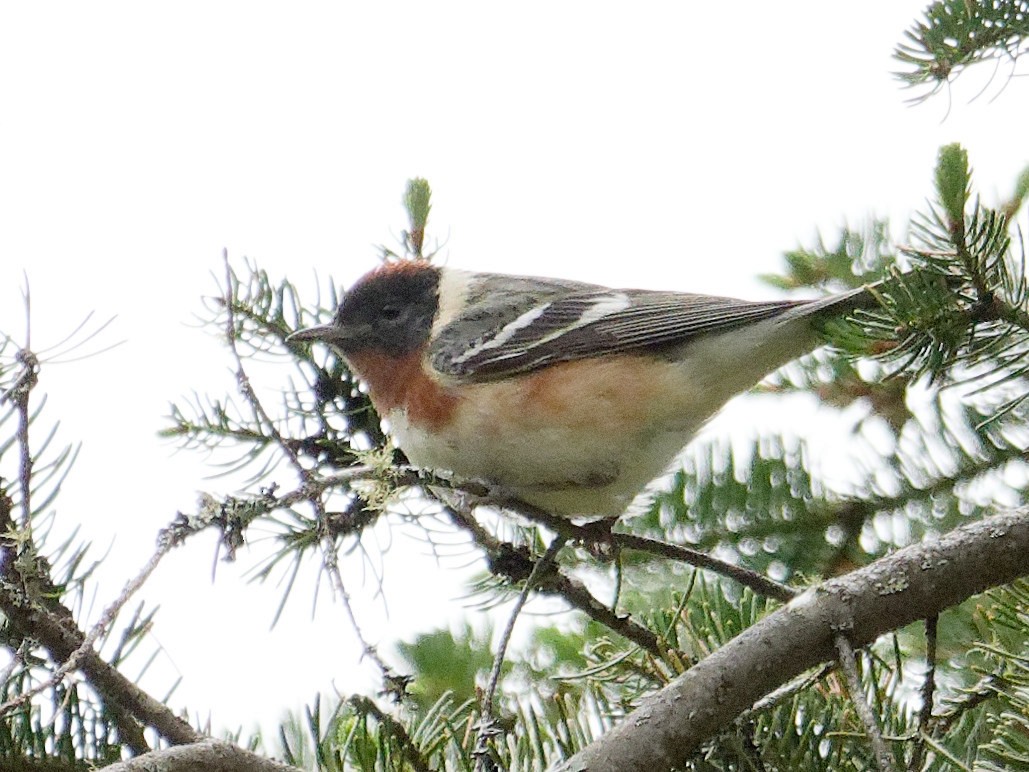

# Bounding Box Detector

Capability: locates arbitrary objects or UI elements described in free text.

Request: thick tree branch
[0,587,201,747]
[557,509,1029,771]
[99,740,301,772]
[0,490,200,747]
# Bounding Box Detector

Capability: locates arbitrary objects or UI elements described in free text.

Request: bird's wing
[429,285,866,381]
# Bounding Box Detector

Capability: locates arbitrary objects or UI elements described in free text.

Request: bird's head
[289,261,442,358]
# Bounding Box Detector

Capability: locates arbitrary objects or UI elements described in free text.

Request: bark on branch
[100,740,301,772]
[557,509,1029,771]
[0,489,199,747]
[0,579,201,747]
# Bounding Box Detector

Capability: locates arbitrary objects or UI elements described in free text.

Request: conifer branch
[895,0,1029,98]
[558,510,1029,770]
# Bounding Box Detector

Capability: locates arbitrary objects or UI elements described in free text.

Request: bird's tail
[779,282,882,324]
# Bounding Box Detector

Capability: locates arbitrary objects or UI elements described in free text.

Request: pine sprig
[761,219,896,292]
[895,0,1029,94]
[944,581,1029,769]
[826,146,1029,419]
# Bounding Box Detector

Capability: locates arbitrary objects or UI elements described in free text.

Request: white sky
[1,1,1027,742]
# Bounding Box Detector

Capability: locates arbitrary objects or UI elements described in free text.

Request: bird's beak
[287,323,342,344]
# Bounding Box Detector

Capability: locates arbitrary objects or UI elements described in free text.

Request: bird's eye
[379,305,402,321]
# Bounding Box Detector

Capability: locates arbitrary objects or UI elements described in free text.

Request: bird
[288,260,876,519]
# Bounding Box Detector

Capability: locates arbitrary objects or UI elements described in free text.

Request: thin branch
[614,533,797,602]
[349,695,433,772]
[739,662,837,721]
[0,568,201,746]
[473,535,566,771]
[221,249,304,476]
[483,539,568,712]
[14,349,38,529]
[321,539,396,686]
[910,615,939,770]
[835,634,894,771]
[219,254,398,689]
[0,489,200,747]
[442,503,662,655]
[928,671,1002,738]
[539,560,664,655]
[466,488,794,603]
[0,529,176,721]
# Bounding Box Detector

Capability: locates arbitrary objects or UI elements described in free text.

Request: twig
[13,349,38,529]
[459,491,797,602]
[0,642,28,701]
[221,249,305,475]
[0,333,198,751]
[473,534,566,772]
[739,662,837,721]
[539,562,663,655]
[0,533,176,721]
[0,487,199,747]
[833,634,893,772]
[443,504,662,655]
[910,615,939,770]
[220,252,397,688]
[928,671,1002,738]
[0,571,201,746]
[322,541,395,683]
[350,695,432,772]
[614,533,797,602]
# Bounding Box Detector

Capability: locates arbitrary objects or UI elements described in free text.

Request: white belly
[385,317,818,518]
